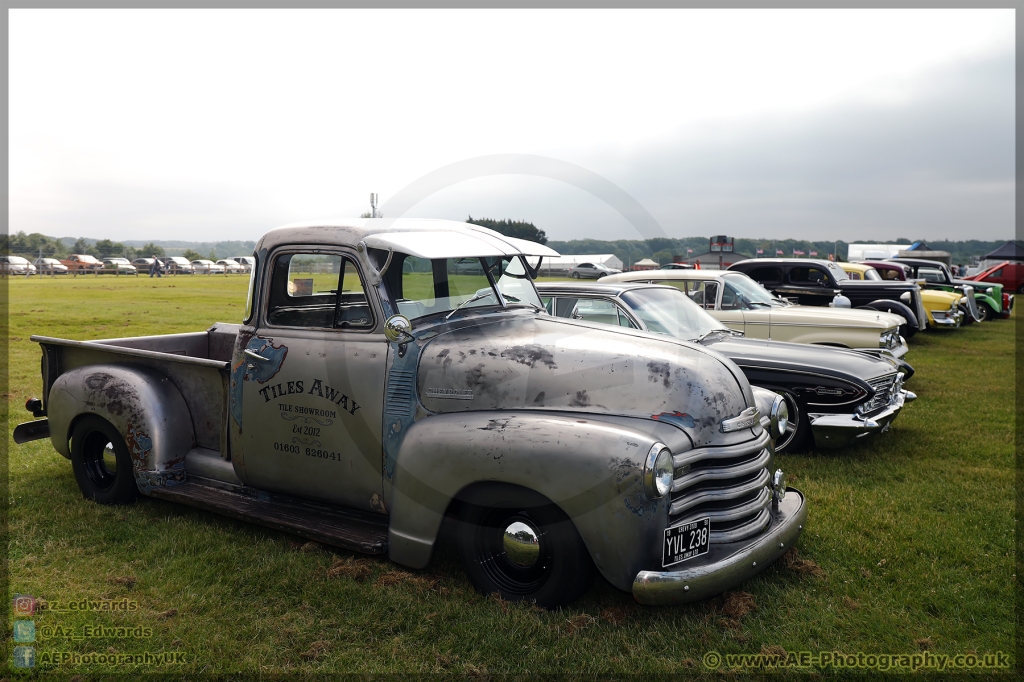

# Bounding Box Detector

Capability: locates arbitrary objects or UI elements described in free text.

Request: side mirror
[384,314,414,344]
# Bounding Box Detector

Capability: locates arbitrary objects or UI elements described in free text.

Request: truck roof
[258,218,559,259]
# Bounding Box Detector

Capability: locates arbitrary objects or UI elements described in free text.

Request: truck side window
[266,253,374,330]
[789,267,830,286]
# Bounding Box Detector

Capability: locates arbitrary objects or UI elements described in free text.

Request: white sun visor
[362,230,559,260]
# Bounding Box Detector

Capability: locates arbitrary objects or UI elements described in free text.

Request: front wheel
[774,392,810,454]
[570,271,580,279]
[977,302,993,322]
[455,484,594,609]
[70,415,137,505]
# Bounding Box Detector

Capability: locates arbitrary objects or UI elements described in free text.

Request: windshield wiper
[695,328,743,343]
[445,290,497,321]
[502,293,544,313]
[747,301,773,308]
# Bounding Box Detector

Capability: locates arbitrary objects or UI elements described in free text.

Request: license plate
[663,517,710,567]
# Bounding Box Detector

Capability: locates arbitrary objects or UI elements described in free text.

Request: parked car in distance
[33,257,68,274]
[965,260,1024,296]
[840,263,963,329]
[60,254,104,273]
[658,263,694,270]
[102,258,138,275]
[538,281,915,452]
[159,257,195,274]
[602,269,909,359]
[132,258,157,271]
[1,255,37,275]
[191,259,226,274]
[885,258,1011,322]
[728,258,926,338]
[15,218,804,609]
[567,262,622,279]
[232,256,255,273]
[216,258,244,274]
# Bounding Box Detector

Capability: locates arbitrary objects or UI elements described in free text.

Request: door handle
[244,348,269,361]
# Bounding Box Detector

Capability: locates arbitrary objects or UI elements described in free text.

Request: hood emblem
[720,406,760,433]
[426,387,474,400]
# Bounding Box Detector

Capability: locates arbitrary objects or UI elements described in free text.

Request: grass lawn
[3,275,1015,675]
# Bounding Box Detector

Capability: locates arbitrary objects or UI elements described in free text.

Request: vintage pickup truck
[15,219,802,608]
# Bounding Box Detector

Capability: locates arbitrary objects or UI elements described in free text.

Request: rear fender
[386,411,691,591]
[47,365,195,493]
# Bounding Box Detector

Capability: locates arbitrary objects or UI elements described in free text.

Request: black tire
[977,302,993,322]
[1016,284,1024,295]
[70,415,138,505]
[959,302,975,325]
[455,483,594,609]
[774,392,809,454]
[570,271,580,279]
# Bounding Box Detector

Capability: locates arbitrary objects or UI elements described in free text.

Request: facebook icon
[13,646,35,668]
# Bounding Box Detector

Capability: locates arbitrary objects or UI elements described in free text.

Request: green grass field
[4,275,1015,675]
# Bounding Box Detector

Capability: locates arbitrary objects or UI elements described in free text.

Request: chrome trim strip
[710,507,772,543]
[672,448,771,492]
[671,487,772,528]
[672,430,770,468]
[669,469,771,516]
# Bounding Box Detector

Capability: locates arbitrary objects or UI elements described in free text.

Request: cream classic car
[602,269,909,359]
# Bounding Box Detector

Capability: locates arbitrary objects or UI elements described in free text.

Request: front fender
[47,365,195,492]
[386,411,691,591]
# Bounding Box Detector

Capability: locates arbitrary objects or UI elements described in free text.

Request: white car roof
[262,218,559,260]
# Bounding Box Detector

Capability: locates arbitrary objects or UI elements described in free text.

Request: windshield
[721,273,789,308]
[620,287,727,340]
[391,254,543,320]
[825,262,848,280]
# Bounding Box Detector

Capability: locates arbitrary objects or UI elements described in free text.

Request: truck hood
[767,305,904,329]
[416,314,756,447]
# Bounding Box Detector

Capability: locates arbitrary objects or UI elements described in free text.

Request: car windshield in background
[620,287,725,341]
[826,262,849,280]
[393,255,542,320]
[722,273,789,308]
[862,268,882,281]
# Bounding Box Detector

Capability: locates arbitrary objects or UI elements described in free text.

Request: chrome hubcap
[502,521,541,568]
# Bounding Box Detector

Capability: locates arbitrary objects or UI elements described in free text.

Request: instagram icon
[12,594,36,616]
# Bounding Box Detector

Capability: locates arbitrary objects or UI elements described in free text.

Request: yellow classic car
[841,263,963,329]
[601,269,909,358]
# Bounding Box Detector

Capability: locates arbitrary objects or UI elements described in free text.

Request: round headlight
[644,444,674,499]
[771,394,789,439]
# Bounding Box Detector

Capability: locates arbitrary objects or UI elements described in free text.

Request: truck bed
[31,324,239,453]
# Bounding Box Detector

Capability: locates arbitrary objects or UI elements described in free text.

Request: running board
[147,481,389,554]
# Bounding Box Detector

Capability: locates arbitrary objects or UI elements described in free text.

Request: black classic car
[728,258,927,338]
[536,282,916,453]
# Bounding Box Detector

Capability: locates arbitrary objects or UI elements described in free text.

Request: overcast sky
[8,8,1015,243]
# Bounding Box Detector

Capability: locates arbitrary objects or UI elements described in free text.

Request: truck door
[240,249,386,513]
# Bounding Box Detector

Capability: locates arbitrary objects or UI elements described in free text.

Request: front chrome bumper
[808,389,915,449]
[930,310,963,328]
[632,490,807,606]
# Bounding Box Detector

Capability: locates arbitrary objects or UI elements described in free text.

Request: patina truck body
[16,219,803,608]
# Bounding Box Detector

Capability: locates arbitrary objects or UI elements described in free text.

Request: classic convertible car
[841,262,964,329]
[537,281,915,453]
[602,269,909,359]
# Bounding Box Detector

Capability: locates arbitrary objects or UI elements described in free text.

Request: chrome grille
[862,374,897,413]
[668,430,773,544]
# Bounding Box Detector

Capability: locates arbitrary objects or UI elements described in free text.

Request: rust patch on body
[501,344,557,370]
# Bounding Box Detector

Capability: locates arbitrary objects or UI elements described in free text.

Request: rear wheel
[571,271,580,279]
[455,483,594,609]
[70,416,137,505]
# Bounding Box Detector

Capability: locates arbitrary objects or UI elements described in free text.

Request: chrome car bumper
[632,490,807,605]
[931,310,963,328]
[808,390,915,449]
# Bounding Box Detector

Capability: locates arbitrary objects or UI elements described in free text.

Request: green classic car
[886,258,1013,321]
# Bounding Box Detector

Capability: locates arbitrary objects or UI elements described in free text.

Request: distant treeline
[543,238,1014,268]
[1,232,257,262]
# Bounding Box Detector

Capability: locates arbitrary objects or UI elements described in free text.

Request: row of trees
[1,231,233,262]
